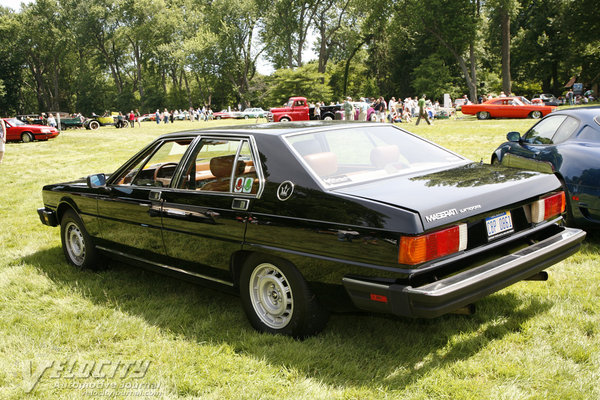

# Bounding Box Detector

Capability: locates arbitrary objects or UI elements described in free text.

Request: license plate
[485,211,514,239]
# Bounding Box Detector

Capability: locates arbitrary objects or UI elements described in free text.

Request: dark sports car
[491,106,600,228]
[38,122,585,337]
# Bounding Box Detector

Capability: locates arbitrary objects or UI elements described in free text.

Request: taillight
[531,192,566,223]
[399,224,467,265]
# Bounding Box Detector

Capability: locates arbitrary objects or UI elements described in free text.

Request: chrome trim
[96,246,235,287]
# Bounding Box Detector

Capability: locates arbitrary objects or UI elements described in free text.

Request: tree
[400,0,481,102]
[486,0,519,95]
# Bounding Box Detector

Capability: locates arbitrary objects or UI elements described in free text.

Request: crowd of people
[328,95,445,125]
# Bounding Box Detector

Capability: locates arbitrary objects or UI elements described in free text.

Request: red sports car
[461,97,556,120]
[2,118,60,143]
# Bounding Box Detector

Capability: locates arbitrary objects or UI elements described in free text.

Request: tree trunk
[501,9,511,95]
[182,71,193,108]
[469,42,478,102]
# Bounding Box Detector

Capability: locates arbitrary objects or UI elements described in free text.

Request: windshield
[6,118,25,126]
[285,125,466,188]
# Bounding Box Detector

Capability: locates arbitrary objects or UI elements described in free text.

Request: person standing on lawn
[0,118,6,164]
[416,94,432,126]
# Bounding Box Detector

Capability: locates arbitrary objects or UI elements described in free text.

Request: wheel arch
[56,198,81,223]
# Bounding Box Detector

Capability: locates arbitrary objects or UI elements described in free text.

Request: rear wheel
[240,255,328,338]
[88,120,100,130]
[323,115,333,121]
[60,209,99,269]
[21,132,33,143]
[60,123,67,130]
[530,110,542,119]
[279,117,290,122]
[477,111,490,120]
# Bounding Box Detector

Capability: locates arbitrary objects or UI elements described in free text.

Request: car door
[95,137,194,259]
[503,115,569,172]
[160,136,263,284]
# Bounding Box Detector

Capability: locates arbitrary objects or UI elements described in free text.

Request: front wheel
[530,110,542,119]
[239,256,328,338]
[60,209,99,269]
[477,111,490,120]
[21,132,34,143]
[88,120,100,130]
[279,117,290,122]
[322,115,333,121]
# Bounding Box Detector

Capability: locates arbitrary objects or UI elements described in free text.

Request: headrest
[304,152,338,177]
[370,145,400,169]
[210,155,245,178]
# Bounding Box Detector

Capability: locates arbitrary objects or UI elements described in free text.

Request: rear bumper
[342,227,586,318]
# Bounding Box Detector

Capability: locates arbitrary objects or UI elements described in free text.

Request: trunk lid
[334,163,561,231]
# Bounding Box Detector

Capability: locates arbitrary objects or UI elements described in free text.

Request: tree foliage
[0,0,597,116]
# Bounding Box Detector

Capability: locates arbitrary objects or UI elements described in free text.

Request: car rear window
[285,125,466,188]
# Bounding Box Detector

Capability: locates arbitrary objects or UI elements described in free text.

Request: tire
[279,117,290,122]
[60,123,67,130]
[323,115,333,121]
[369,114,377,122]
[477,111,490,120]
[21,132,34,143]
[60,209,99,269]
[244,115,249,119]
[216,116,222,120]
[491,156,501,165]
[239,255,328,338]
[530,110,542,119]
[89,120,100,130]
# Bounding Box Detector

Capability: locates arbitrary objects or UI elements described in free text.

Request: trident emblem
[277,181,294,201]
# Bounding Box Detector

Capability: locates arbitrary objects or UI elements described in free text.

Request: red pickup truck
[268,97,342,122]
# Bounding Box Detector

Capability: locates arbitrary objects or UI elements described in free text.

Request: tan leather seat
[202,155,245,192]
[303,152,338,177]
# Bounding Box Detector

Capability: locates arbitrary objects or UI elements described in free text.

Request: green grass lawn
[1,117,599,399]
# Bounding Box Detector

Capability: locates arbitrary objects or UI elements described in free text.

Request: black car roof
[157,121,368,140]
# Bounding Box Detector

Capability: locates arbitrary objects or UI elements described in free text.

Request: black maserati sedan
[38,122,585,337]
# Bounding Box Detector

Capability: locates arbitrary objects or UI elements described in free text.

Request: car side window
[114,139,192,187]
[522,116,567,145]
[552,116,579,144]
[577,126,600,142]
[178,138,259,194]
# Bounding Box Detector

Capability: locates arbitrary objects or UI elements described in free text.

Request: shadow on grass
[24,246,554,391]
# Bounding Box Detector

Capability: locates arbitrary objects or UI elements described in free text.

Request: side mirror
[86,173,106,188]
[507,131,521,142]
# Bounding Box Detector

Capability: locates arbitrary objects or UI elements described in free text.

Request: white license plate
[486,211,514,239]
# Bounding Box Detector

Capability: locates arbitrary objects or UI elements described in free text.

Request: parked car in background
[59,114,86,130]
[491,106,600,228]
[2,117,59,142]
[84,113,118,130]
[213,110,235,120]
[461,97,556,120]
[239,108,267,119]
[38,122,585,337]
[532,94,560,107]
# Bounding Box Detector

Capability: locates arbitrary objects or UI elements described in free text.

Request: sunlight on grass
[0,118,599,399]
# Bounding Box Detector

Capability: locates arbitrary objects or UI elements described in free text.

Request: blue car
[492,106,600,228]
